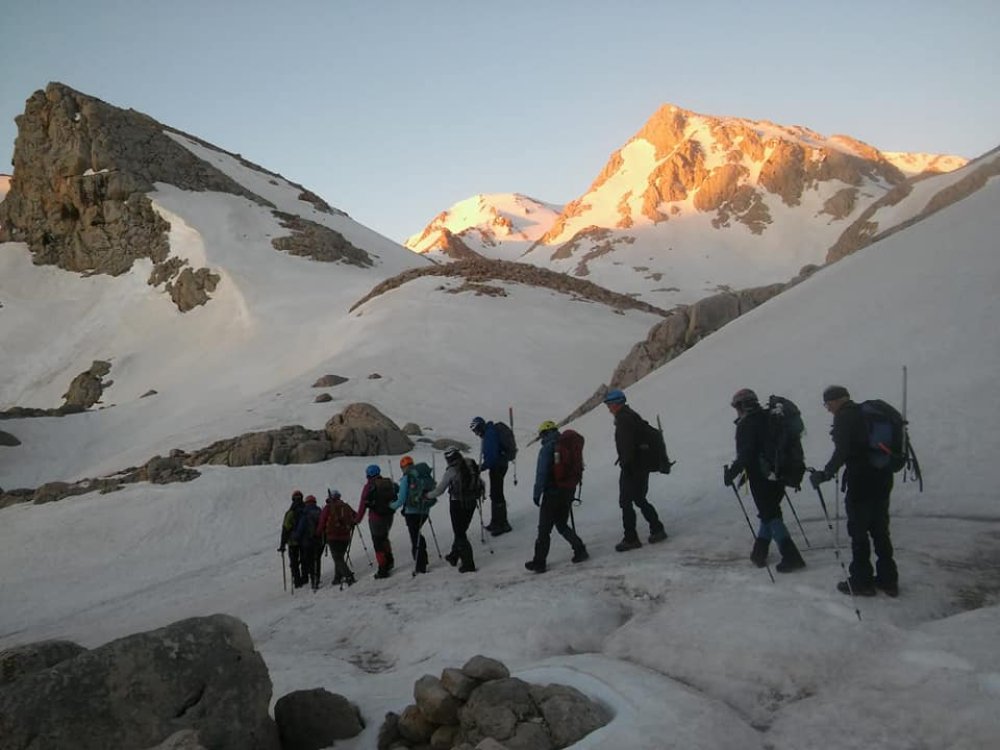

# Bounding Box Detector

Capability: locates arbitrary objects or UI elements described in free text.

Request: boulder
[62,360,111,409]
[312,374,348,388]
[462,655,510,682]
[402,422,423,436]
[430,724,461,749]
[314,393,333,403]
[0,614,279,750]
[441,666,479,701]
[0,639,87,687]
[530,683,611,747]
[377,711,402,750]
[273,688,363,750]
[431,438,471,452]
[397,704,435,744]
[324,403,414,456]
[415,674,461,725]
[460,678,536,743]
[0,430,21,446]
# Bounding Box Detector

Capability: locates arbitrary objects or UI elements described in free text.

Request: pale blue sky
[2,0,998,242]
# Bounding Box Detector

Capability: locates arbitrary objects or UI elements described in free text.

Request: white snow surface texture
[1,149,999,749]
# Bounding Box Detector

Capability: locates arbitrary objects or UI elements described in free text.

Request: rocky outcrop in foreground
[0,615,280,750]
[378,655,610,750]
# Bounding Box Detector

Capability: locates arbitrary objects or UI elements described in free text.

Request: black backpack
[860,400,909,473]
[458,457,485,504]
[494,422,518,462]
[761,395,806,490]
[369,477,397,515]
[636,417,673,475]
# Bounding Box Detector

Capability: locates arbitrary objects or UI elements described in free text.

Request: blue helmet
[603,389,627,404]
[365,464,381,478]
[470,416,486,433]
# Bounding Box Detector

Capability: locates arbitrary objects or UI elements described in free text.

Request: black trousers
[405,513,429,573]
[328,539,352,582]
[369,515,395,571]
[846,472,897,585]
[450,502,476,568]
[488,465,509,526]
[300,542,321,587]
[288,545,304,586]
[533,486,585,564]
[618,468,662,540]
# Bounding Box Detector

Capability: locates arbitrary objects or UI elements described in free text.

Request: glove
[277,546,285,553]
[723,465,737,487]
[533,496,541,507]
[810,470,830,489]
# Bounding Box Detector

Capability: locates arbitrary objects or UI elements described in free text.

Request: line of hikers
[277,384,918,598]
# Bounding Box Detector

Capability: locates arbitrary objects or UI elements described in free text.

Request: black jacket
[613,405,647,471]
[731,406,768,481]
[824,400,886,484]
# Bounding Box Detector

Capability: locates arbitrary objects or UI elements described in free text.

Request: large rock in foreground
[0,614,279,750]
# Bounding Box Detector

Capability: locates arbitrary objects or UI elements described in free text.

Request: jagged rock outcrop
[0,640,87,687]
[0,615,280,750]
[826,146,1000,263]
[324,402,415,455]
[350,258,669,316]
[272,212,373,267]
[273,688,364,750]
[562,278,802,424]
[62,359,112,408]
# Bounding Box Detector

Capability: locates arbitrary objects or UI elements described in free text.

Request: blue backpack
[405,463,437,511]
[860,400,907,472]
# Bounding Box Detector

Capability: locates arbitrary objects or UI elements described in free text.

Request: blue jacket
[391,464,437,516]
[533,430,559,503]
[292,501,322,547]
[480,422,508,471]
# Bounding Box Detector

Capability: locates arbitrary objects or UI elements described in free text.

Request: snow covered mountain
[406,105,968,306]
[2,83,999,749]
[404,193,563,260]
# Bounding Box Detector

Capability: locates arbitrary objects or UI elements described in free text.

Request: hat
[537,419,557,434]
[291,490,303,501]
[305,494,317,504]
[730,388,759,408]
[469,416,486,433]
[444,446,462,463]
[365,464,381,478]
[400,455,414,469]
[327,488,341,500]
[603,389,627,404]
[822,385,850,402]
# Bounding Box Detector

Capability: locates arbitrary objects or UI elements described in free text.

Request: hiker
[470,416,514,536]
[525,421,588,573]
[391,455,437,575]
[293,494,323,590]
[603,389,667,551]
[424,447,480,573]
[811,385,899,597]
[320,489,356,587]
[356,464,397,579]
[277,490,306,588]
[724,389,805,573]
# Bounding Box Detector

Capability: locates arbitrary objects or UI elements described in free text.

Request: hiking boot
[648,527,668,544]
[875,579,899,598]
[524,560,546,574]
[750,537,770,568]
[331,576,342,586]
[837,580,876,597]
[344,574,356,587]
[459,563,477,573]
[490,522,513,537]
[571,548,589,564]
[373,568,391,580]
[615,537,642,553]
[775,538,806,573]
[444,551,459,567]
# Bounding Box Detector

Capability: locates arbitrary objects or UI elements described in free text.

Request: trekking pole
[279,549,287,592]
[354,523,373,567]
[808,469,862,621]
[783,491,811,548]
[509,405,518,486]
[477,492,494,554]
[426,514,444,559]
[725,466,775,584]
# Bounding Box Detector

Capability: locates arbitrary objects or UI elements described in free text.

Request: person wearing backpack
[811,385,899,597]
[320,489,356,587]
[525,421,588,573]
[424,447,480,573]
[292,494,323,591]
[724,389,805,573]
[470,416,514,536]
[277,490,306,588]
[604,390,668,552]
[391,455,438,575]
[356,464,397,580]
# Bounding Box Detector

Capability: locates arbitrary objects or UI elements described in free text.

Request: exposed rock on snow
[0,615,280,750]
[273,688,364,749]
[0,639,86,687]
[312,374,349,387]
[62,359,112,409]
[271,211,373,267]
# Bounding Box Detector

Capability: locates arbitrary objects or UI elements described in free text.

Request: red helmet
[400,455,414,470]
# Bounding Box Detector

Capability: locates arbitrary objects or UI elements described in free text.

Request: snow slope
[1,177,999,748]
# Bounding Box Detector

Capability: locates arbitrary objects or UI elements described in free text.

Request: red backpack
[552,430,585,489]
[325,501,354,540]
